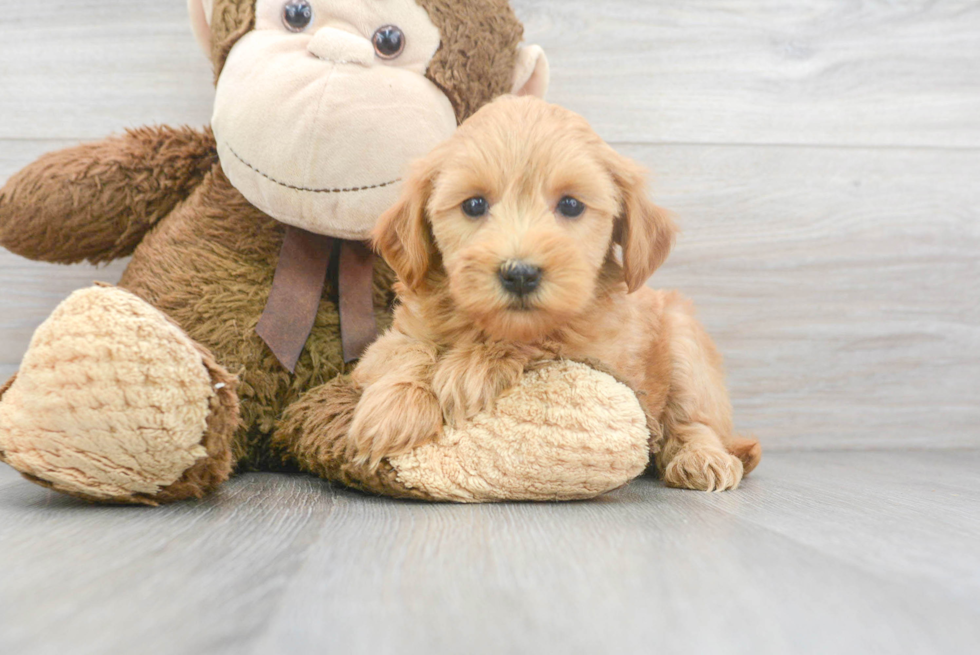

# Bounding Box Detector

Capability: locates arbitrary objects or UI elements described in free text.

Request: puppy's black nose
[498,261,542,297]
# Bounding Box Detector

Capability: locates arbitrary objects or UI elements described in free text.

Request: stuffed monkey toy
[0,0,651,504]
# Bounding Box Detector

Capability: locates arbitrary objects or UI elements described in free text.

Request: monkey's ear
[512,46,550,98]
[188,0,214,57]
[609,153,678,293]
[372,158,439,292]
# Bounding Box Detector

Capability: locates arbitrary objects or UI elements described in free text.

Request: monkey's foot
[0,286,238,504]
[386,361,651,502]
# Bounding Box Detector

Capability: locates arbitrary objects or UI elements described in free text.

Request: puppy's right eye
[282,0,314,32]
[557,196,586,219]
[462,197,489,219]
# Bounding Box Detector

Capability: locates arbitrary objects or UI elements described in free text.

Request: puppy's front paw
[347,381,443,470]
[431,343,527,425]
[662,446,744,492]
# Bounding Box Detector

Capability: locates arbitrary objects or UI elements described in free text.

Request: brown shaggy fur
[354,96,762,491]
[272,375,424,499]
[118,165,398,472]
[149,345,241,504]
[210,0,257,79]
[0,0,527,500]
[416,0,524,122]
[0,126,215,265]
[207,0,525,123]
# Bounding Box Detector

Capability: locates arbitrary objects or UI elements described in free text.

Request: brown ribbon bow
[256,225,378,373]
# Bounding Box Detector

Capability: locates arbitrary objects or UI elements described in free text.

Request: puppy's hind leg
[657,293,761,491]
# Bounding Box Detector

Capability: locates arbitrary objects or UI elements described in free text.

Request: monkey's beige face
[424,103,626,342]
[212,0,457,239]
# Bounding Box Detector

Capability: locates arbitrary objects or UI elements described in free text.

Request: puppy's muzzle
[498,261,542,298]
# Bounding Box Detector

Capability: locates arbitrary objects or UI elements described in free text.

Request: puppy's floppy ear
[372,157,439,291]
[609,152,678,293]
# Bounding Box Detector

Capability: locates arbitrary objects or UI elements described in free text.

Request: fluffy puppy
[349,95,761,491]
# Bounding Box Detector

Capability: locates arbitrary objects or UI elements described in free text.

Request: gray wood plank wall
[1,0,977,450]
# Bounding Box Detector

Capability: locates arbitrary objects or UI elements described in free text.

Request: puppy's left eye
[462,197,489,218]
[557,196,586,219]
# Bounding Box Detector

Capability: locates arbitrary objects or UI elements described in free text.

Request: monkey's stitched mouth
[224,143,401,194]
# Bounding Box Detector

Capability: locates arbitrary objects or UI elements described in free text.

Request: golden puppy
[349,95,761,491]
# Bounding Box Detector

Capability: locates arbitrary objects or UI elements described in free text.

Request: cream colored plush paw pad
[0,286,215,500]
[389,361,651,502]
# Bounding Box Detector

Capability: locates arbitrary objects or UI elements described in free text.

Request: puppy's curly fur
[349,96,761,491]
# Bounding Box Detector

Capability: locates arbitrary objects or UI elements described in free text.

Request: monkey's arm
[0,126,215,264]
[274,360,652,503]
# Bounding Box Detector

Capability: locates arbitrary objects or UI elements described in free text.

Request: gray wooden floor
[1,450,978,655]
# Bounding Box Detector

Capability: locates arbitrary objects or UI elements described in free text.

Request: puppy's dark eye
[557,196,586,219]
[462,197,489,218]
[373,25,406,59]
[282,0,313,32]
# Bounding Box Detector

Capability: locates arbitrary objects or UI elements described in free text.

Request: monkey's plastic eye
[557,196,586,219]
[282,1,313,32]
[373,25,406,59]
[462,197,489,218]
